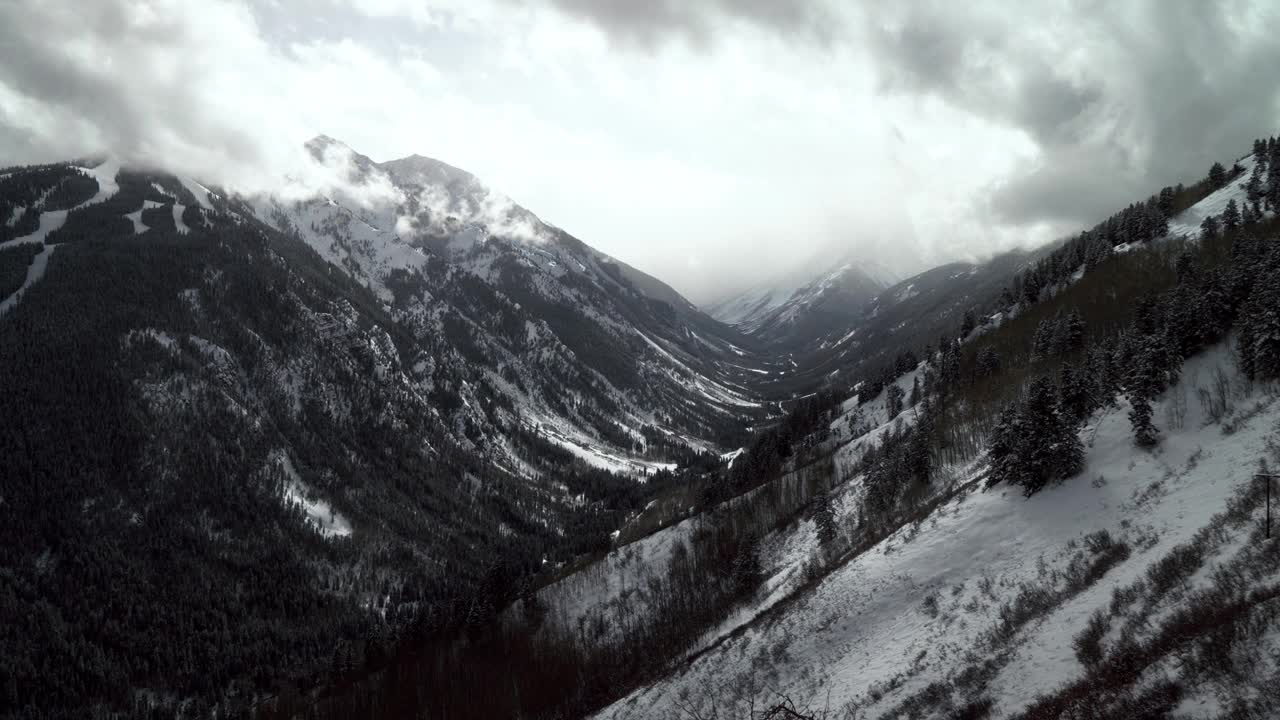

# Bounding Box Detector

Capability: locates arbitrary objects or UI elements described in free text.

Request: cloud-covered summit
[1,0,1277,302]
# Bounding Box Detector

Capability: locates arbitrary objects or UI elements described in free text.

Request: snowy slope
[0,159,123,316]
[596,342,1280,719]
[1166,156,1257,239]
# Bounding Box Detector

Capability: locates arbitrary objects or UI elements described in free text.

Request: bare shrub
[921,591,941,619]
[1196,364,1234,424]
[1072,609,1110,667]
[1144,542,1204,598]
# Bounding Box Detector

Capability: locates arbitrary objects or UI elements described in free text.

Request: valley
[2,132,1280,720]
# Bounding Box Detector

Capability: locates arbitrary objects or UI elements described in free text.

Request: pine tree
[907,400,934,484]
[1018,377,1085,495]
[960,309,976,339]
[975,347,1001,377]
[1247,161,1264,206]
[1032,318,1055,360]
[1060,309,1085,354]
[1157,186,1176,217]
[1059,364,1093,423]
[1268,145,1280,209]
[986,403,1024,489]
[1242,200,1258,226]
[812,489,837,545]
[909,375,921,407]
[1222,199,1241,232]
[1209,161,1227,189]
[1200,214,1219,239]
[1088,341,1122,405]
[1174,250,1197,284]
[1238,265,1280,379]
[885,383,905,420]
[987,379,1084,496]
[1128,394,1159,448]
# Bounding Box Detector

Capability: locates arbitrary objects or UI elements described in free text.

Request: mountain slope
[329,138,1280,720]
[251,137,772,466]
[596,344,1280,719]
[709,250,898,346]
[0,147,772,717]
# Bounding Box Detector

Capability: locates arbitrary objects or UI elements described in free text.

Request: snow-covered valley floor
[595,343,1280,719]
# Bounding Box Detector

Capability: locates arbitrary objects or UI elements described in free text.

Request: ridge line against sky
[0,0,1277,303]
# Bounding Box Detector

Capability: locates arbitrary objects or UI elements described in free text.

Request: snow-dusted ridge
[596,342,1280,719]
[245,136,768,478]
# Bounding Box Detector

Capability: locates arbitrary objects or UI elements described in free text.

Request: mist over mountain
[5,2,1280,305]
[6,3,1280,720]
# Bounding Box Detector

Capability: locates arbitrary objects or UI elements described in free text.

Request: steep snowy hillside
[596,342,1280,719]
[421,139,1280,720]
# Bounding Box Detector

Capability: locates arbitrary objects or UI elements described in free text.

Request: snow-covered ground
[538,422,677,477]
[597,342,1280,719]
[1166,156,1256,239]
[126,201,165,234]
[0,159,123,316]
[274,449,353,539]
[0,244,57,317]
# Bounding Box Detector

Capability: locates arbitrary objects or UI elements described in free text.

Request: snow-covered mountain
[6,131,1279,720]
[246,136,774,473]
[708,248,899,345]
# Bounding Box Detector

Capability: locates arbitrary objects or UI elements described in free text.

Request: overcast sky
[1,1,1278,303]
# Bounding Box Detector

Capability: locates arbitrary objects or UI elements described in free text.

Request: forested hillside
[4,133,1280,720]
[297,136,1280,720]
[0,154,760,719]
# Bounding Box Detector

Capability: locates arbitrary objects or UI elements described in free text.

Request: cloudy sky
[1,1,1277,303]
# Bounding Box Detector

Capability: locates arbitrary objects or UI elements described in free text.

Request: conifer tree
[1128,394,1159,448]
[1247,161,1264,206]
[885,383,905,420]
[812,489,837,546]
[986,403,1023,489]
[1222,198,1241,232]
[1059,364,1093,423]
[1018,377,1084,495]
[1238,265,1280,379]
[1200,214,1219,239]
[1032,318,1055,360]
[1242,200,1258,226]
[1060,309,1085,354]
[1209,161,1227,189]
[975,347,1001,378]
[986,379,1084,496]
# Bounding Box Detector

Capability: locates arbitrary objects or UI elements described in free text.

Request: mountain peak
[378,152,479,191]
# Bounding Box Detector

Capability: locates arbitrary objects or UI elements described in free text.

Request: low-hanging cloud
[3,0,1280,306]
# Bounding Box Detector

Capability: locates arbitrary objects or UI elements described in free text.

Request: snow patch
[0,244,57,317]
[274,450,352,538]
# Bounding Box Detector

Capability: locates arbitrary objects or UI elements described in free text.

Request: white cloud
[3,0,1269,304]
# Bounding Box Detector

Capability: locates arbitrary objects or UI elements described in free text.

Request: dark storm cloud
[865,0,1280,227]
[0,1,262,170]
[530,0,839,48]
